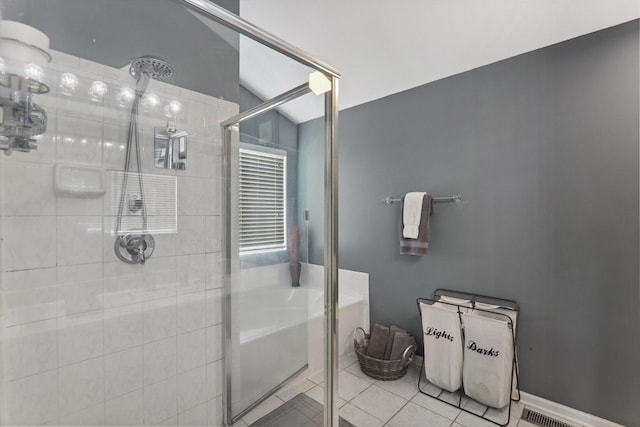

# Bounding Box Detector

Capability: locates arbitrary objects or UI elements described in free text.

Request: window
[239,144,287,254]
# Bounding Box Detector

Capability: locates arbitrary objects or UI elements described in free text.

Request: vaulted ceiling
[239,0,639,123]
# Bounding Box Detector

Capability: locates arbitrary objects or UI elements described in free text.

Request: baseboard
[411,356,621,427]
[515,392,622,427]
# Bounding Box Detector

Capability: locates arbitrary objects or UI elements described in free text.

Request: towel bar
[383,194,462,204]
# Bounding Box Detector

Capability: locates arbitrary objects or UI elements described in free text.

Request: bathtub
[230,263,369,417]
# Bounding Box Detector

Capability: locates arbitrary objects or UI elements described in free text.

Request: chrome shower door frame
[180,2,340,426]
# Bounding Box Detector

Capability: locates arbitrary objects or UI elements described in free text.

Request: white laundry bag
[461,310,515,408]
[419,301,464,392]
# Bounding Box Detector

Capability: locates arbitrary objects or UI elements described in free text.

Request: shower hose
[114,86,155,264]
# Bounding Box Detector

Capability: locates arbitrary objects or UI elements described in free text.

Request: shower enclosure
[0,0,340,426]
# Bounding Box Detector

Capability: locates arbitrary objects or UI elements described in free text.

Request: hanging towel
[400,194,433,256]
[461,311,515,409]
[419,301,464,392]
[366,323,390,359]
[402,192,426,238]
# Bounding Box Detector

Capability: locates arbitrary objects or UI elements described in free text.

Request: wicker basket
[353,327,416,381]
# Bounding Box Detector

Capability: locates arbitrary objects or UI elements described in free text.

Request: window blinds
[238,147,286,253]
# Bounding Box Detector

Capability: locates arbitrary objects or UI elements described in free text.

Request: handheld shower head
[129,56,175,95]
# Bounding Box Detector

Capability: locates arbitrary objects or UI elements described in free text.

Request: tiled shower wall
[0,50,237,426]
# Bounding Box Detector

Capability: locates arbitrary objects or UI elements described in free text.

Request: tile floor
[236,354,528,427]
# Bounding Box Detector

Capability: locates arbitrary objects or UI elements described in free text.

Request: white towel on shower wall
[419,302,464,392]
[403,192,426,239]
[462,311,515,409]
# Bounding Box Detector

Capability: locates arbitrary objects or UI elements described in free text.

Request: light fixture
[0,57,6,74]
[141,93,159,109]
[309,71,331,95]
[164,100,181,117]
[117,87,135,106]
[24,63,44,82]
[88,80,107,101]
[59,72,78,95]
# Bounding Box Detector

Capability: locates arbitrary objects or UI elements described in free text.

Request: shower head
[129,56,175,94]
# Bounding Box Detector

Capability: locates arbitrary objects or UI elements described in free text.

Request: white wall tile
[177,254,206,295]
[102,123,128,170]
[143,297,177,343]
[142,256,177,301]
[2,216,56,271]
[177,215,206,255]
[206,288,223,327]
[178,365,207,413]
[206,324,223,363]
[5,369,58,426]
[206,360,223,400]
[206,396,223,427]
[103,261,143,308]
[104,346,143,400]
[205,215,222,253]
[105,389,144,426]
[59,402,105,426]
[178,176,207,215]
[205,252,224,290]
[3,267,57,326]
[177,291,206,334]
[58,311,104,366]
[177,328,207,374]
[144,336,177,385]
[57,216,103,266]
[57,263,103,316]
[144,376,178,425]
[151,231,177,259]
[58,357,105,416]
[178,401,207,427]
[2,162,56,216]
[104,304,143,354]
[57,115,103,166]
[4,319,57,381]
[205,178,221,216]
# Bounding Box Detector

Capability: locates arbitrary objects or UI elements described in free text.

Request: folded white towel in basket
[419,302,464,392]
[462,310,515,409]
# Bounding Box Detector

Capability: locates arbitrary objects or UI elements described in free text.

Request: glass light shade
[24,63,44,82]
[59,72,79,95]
[88,80,108,101]
[164,100,182,117]
[117,87,135,106]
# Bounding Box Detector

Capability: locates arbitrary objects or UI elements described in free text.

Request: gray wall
[298,21,640,425]
[1,0,240,103]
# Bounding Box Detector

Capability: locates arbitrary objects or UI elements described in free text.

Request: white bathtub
[230,263,369,417]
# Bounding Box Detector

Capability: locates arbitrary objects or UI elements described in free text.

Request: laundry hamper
[353,328,416,381]
[461,310,515,408]
[418,301,465,392]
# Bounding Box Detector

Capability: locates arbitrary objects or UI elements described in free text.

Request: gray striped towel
[400,194,433,256]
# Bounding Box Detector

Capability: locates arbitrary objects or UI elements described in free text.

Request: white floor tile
[462,398,488,416]
[240,395,284,426]
[350,385,407,423]
[412,392,461,420]
[338,370,372,401]
[375,367,420,400]
[387,402,451,427]
[339,403,385,427]
[517,421,538,427]
[344,362,376,383]
[456,410,502,427]
[304,385,347,408]
[275,378,316,402]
